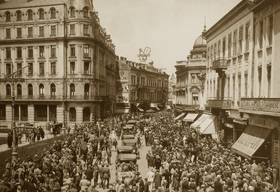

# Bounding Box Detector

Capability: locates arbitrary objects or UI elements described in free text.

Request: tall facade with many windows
[0,0,117,127]
[116,57,169,113]
[204,0,280,182]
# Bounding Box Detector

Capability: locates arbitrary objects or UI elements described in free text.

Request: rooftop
[0,0,66,9]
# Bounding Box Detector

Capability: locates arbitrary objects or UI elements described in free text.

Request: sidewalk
[0,132,55,153]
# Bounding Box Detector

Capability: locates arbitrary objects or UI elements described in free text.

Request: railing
[175,104,199,111]
[212,57,228,70]
[240,98,280,113]
[207,99,233,109]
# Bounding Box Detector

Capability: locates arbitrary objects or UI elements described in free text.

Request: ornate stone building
[116,57,169,113]
[0,0,117,128]
[175,30,207,114]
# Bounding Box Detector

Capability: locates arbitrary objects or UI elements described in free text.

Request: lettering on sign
[241,99,280,113]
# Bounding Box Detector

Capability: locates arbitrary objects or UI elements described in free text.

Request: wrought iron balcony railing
[212,58,228,71]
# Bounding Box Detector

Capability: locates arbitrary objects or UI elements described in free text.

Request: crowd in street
[1,120,115,192]
[0,111,278,192]
[143,112,277,192]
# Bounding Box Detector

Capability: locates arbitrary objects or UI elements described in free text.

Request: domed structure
[193,34,206,48]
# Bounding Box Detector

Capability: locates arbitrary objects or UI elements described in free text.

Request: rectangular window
[0,105,6,120]
[51,62,56,75]
[233,30,237,56]
[6,28,11,39]
[39,46,44,57]
[232,76,235,101]
[83,24,89,36]
[17,63,22,77]
[258,67,262,97]
[239,26,243,54]
[238,75,241,101]
[222,37,226,58]
[28,27,33,38]
[259,20,263,49]
[28,63,33,76]
[28,46,33,58]
[16,47,22,59]
[84,61,89,74]
[51,25,56,36]
[6,47,11,59]
[17,28,22,38]
[6,63,11,75]
[70,62,75,74]
[245,73,248,98]
[268,15,273,46]
[83,45,89,57]
[245,23,250,51]
[70,45,75,57]
[267,65,271,97]
[50,45,56,58]
[39,26,44,37]
[39,62,44,76]
[70,24,75,35]
[228,33,232,58]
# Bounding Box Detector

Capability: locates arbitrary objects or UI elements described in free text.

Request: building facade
[205,0,254,144]
[116,57,169,113]
[168,73,176,106]
[205,0,280,185]
[0,0,118,128]
[175,32,207,114]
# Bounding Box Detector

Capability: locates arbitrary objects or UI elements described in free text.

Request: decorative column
[47,105,49,122]
[76,107,83,123]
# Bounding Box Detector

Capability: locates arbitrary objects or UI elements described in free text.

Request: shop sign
[249,116,278,130]
[241,98,280,113]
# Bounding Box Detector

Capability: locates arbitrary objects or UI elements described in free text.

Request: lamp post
[3,65,28,162]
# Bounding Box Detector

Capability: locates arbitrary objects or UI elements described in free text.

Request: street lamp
[2,65,28,162]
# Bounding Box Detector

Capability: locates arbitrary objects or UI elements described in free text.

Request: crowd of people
[143,112,277,192]
[0,111,278,192]
[1,120,116,192]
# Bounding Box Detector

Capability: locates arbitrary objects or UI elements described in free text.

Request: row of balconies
[207,98,280,114]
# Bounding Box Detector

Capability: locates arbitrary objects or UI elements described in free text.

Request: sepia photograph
[0,0,278,191]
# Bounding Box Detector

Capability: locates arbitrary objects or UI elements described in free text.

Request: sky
[94,0,241,75]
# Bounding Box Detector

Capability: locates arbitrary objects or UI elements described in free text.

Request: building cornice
[205,0,254,39]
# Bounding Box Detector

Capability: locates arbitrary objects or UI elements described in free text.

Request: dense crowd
[0,111,278,192]
[144,112,277,192]
[1,120,115,192]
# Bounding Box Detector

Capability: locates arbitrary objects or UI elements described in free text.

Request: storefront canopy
[231,126,272,159]
[174,113,185,121]
[191,114,208,128]
[183,113,198,122]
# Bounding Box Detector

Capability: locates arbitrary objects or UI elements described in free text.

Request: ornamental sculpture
[137,47,151,63]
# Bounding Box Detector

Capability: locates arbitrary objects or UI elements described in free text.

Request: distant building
[116,57,169,113]
[174,30,207,114]
[0,0,118,128]
[168,73,176,106]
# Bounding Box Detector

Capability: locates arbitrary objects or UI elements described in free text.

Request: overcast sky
[94,0,241,75]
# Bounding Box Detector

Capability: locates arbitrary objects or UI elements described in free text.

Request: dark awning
[231,126,272,159]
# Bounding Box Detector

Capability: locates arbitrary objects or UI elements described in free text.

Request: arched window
[84,83,89,98]
[50,83,56,97]
[28,84,33,97]
[6,84,11,97]
[5,11,11,22]
[70,83,75,97]
[69,107,76,122]
[50,7,56,19]
[17,84,22,97]
[38,8,44,20]
[39,84,44,96]
[83,7,89,18]
[83,107,90,122]
[69,7,75,18]
[16,10,22,21]
[27,9,33,20]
